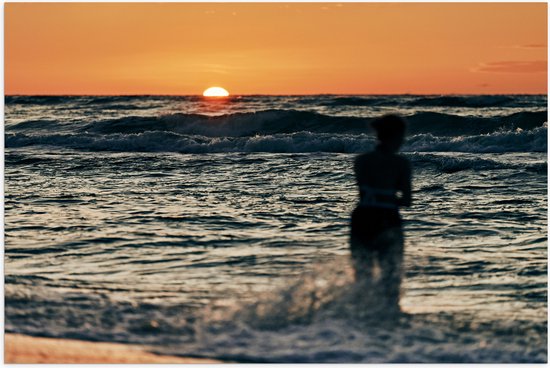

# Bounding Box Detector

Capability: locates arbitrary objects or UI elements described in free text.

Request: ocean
[4,94,548,363]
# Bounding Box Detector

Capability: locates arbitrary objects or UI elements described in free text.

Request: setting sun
[203,87,229,97]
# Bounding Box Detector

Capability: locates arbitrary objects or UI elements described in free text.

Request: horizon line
[5,92,548,97]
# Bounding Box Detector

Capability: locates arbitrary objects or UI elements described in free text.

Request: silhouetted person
[350,114,411,313]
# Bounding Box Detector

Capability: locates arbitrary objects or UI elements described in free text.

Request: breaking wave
[81,110,548,137]
[8,109,547,137]
[157,257,547,363]
[5,104,547,154]
[5,124,547,154]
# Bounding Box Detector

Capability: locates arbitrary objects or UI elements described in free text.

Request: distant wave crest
[323,95,547,108]
[9,109,547,138]
[6,94,548,107]
[6,124,547,154]
[6,107,547,154]
[76,109,550,137]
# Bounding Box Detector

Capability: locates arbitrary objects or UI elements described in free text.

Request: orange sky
[5,2,548,95]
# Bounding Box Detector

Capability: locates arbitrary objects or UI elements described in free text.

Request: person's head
[371,114,407,152]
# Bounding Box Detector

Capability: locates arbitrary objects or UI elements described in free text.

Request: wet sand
[5,333,222,364]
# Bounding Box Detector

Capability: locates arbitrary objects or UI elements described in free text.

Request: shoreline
[4,333,222,364]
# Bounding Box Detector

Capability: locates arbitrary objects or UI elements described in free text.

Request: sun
[203,86,229,97]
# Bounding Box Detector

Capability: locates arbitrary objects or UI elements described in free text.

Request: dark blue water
[4,95,547,362]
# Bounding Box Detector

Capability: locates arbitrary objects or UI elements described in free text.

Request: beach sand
[4,333,222,364]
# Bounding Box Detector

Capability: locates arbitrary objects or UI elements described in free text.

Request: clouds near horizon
[475,61,547,74]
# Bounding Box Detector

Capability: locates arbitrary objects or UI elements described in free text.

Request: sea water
[4,95,547,362]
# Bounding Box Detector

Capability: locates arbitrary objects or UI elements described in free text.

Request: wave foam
[6,124,546,154]
[8,109,548,138]
[167,257,547,363]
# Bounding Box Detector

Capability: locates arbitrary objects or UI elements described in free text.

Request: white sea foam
[6,124,547,154]
[165,257,547,363]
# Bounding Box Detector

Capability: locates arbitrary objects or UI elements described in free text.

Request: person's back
[350,114,412,313]
[355,150,411,209]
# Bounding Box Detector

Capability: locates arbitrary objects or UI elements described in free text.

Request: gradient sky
[5,2,548,95]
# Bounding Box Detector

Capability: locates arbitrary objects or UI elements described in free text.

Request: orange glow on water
[5,3,547,95]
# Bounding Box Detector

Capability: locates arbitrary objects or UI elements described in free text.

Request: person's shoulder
[354,152,372,164]
[395,153,411,170]
[395,153,410,163]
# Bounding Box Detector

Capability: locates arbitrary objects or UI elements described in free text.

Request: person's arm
[397,160,412,207]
